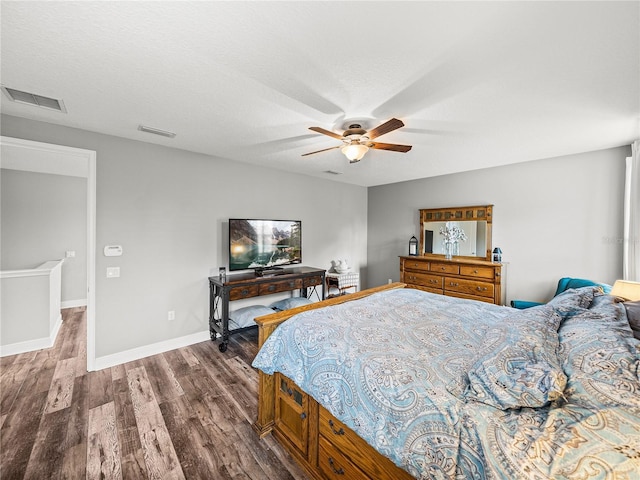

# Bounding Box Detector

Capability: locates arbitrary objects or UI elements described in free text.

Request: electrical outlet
[106,267,120,278]
[65,250,76,258]
[388,278,392,284]
[168,310,175,321]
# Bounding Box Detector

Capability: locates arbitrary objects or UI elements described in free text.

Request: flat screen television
[228,219,302,272]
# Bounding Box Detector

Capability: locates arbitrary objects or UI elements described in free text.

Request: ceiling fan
[302,118,412,163]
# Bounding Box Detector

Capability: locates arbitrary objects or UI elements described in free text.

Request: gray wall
[1,169,87,304]
[367,146,629,304]
[3,113,628,359]
[1,115,368,358]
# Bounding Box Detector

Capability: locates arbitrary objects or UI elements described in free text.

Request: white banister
[0,259,64,356]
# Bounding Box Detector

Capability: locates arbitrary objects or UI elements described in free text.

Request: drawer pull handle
[287,388,293,396]
[449,282,459,286]
[476,287,487,291]
[268,285,276,291]
[328,419,345,436]
[440,267,446,271]
[328,458,345,475]
[300,412,307,420]
[241,289,249,296]
[289,281,295,287]
[473,269,478,273]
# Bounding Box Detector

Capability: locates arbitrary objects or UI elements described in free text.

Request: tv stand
[208,266,326,352]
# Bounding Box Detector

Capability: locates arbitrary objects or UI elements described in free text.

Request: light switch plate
[104,245,123,256]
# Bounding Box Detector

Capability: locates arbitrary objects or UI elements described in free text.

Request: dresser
[400,256,504,305]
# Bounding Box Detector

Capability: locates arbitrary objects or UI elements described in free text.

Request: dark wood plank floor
[0,307,309,480]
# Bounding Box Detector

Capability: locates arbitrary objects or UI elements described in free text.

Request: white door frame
[0,136,97,371]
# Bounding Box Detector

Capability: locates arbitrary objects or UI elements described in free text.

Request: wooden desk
[208,266,325,352]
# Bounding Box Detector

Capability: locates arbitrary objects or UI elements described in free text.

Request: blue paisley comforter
[252,287,640,479]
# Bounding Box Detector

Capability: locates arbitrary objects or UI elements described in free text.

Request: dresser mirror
[419,205,493,261]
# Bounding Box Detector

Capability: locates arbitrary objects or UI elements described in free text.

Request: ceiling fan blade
[309,126,344,140]
[366,118,404,140]
[370,142,412,153]
[301,145,342,156]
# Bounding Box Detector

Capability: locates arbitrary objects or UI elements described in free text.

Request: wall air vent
[138,124,176,138]
[324,170,342,175]
[1,86,67,112]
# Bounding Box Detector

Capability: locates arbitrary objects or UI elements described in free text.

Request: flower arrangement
[439,222,468,245]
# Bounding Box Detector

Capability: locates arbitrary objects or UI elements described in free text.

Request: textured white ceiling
[1,1,638,187]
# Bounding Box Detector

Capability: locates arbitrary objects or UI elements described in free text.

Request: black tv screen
[229,219,302,271]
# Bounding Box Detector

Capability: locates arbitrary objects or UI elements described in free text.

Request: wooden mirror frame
[419,205,494,261]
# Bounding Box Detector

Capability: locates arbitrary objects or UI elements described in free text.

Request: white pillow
[229,305,275,329]
[270,297,313,311]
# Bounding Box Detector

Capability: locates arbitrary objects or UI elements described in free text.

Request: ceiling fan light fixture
[304,118,410,160]
[341,143,369,162]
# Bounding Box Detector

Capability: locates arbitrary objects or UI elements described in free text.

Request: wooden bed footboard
[252,282,413,480]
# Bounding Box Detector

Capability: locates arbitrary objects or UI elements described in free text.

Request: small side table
[325,272,359,298]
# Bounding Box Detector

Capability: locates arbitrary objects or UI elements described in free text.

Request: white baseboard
[93,330,212,371]
[0,313,63,357]
[61,298,87,309]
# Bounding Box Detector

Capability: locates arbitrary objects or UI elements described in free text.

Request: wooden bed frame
[252,282,415,480]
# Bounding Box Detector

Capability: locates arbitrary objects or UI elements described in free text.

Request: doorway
[0,136,96,371]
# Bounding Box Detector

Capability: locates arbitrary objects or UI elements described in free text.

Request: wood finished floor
[0,307,309,480]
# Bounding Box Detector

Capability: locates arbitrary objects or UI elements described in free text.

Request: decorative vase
[444,242,453,260]
[444,242,459,260]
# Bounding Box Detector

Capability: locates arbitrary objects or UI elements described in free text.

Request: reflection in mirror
[423,221,487,256]
[419,205,493,261]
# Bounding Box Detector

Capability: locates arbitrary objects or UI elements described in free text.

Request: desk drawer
[319,407,413,480]
[446,291,496,304]
[259,278,303,295]
[460,265,495,280]
[402,258,430,272]
[407,285,443,295]
[403,272,443,289]
[303,275,323,287]
[228,285,259,300]
[444,277,494,298]
[430,262,460,275]
[318,436,368,480]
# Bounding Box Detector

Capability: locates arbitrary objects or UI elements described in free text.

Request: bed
[251,282,640,480]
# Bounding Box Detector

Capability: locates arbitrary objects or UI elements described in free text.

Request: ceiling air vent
[138,124,176,138]
[1,86,67,112]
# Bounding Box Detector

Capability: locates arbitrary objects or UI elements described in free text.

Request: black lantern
[492,247,502,262]
[409,236,418,256]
